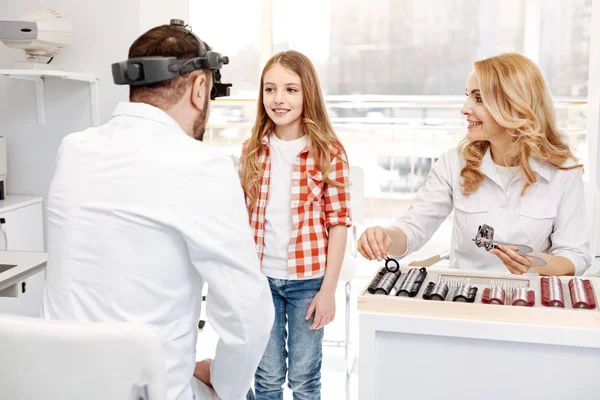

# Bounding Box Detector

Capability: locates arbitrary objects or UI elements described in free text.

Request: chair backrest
[0,315,166,400]
[350,166,365,226]
[339,166,366,283]
[583,182,599,274]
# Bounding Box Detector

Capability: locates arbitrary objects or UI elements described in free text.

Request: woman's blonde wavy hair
[240,50,348,210]
[460,52,582,196]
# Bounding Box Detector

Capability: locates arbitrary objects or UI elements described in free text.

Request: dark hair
[128,24,211,108]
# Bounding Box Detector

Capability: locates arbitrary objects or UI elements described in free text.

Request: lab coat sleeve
[237,141,251,209]
[392,150,454,257]
[548,169,591,276]
[176,154,274,400]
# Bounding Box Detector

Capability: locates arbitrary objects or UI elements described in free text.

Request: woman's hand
[305,290,336,330]
[489,245,535,275]
[357,226,392,261]
[490,246,576,276]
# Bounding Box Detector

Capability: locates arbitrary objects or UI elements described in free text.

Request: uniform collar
[111,102,185,133]
[479,147,555,184]
[528,156,556,181]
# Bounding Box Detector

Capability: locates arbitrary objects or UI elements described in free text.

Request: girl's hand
[489,245,534,275]
[305,290,336,330]
[357,226,392,261]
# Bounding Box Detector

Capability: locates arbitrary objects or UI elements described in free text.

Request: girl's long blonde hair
[240,51,348,210]
[460,53,582,195]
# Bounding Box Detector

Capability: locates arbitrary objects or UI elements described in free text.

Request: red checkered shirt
[239,135,352,279]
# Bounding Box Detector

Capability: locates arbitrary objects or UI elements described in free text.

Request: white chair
[0,314,166,400]
[323,166,364,376]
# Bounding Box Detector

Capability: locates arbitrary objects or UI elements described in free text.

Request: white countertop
[359,266,600,346]
[0,195,43,213]
[0,250,48,291]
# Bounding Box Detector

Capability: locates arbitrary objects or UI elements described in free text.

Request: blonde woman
[358,53,590,276]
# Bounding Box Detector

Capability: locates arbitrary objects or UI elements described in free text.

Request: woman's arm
[533,253,575,276]
[490,246,575,275]
[546,170,591,275]
[358,225,406,261]
[491,169,590,276]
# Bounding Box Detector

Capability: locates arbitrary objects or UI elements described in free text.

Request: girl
[358,53,590,276]
[239,50,352,399]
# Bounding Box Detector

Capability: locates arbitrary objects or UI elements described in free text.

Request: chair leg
[345,281,353,376]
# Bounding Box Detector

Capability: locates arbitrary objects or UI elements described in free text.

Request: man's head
[127,24,212,140]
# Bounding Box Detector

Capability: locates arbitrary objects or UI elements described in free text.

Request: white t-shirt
[262,133,309,279]
[495,164,519,189]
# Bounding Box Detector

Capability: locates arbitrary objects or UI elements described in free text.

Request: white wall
[140,0,189,33]
[0,0,189,247]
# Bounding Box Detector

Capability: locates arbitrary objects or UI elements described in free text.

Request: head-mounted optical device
[111,19,232,100]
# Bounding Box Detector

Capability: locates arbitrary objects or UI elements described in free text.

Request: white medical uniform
[394,147,591,275]
[43,102,274,399]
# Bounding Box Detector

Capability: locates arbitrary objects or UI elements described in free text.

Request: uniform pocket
[454,195,491,251]
[519,200,557,241]
[306,169,324,202]
[454,194,490,214]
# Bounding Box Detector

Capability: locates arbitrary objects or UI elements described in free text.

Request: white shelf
[0,195,43,214]
[0,69,100,126]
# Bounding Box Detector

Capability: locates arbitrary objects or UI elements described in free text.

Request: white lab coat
[43,102,274,399]
[394,147,591,275]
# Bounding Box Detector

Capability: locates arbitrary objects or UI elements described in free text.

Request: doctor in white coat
[43,22,274,399]
[357,53,590,276]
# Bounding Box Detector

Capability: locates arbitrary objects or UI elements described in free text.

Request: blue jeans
[255,277,324,400]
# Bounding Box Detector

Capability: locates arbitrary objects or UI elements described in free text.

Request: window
[191,0,594,227]
[273,0,526,95]
[539,0,592,97]
[377,156,433,194]
[190,0,261,97]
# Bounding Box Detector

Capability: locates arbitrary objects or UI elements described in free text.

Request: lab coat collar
[111,102,186,133]
[528,156,556,182]
[479,147,555,185]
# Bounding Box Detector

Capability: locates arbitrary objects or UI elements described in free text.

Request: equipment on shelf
[0,9,72,69]
[365,264,598,311]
